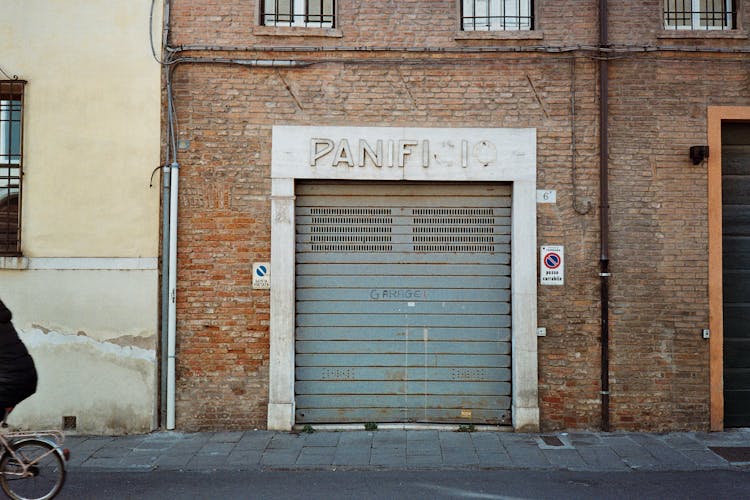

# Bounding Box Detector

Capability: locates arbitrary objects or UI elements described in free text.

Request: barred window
[1,81,23,255]
[261,0,334,27]
[461,0,533,31]
[664,0,736,30]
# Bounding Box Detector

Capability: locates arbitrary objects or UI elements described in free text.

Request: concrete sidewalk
[60,428,750,473]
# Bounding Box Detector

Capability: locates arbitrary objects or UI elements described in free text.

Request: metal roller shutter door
[295,182,512,425]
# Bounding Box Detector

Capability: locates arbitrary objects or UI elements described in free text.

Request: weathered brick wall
[534,57,602,430]
[171,53,604,430]
[167,0,749,431]
[607,55,750,430]
[169,1,599,48]
[608,1,750,44]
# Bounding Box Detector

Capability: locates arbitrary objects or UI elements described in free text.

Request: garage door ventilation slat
[412,207,499,253]
[309,207,394,252]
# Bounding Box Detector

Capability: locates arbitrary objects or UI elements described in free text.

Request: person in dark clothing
[0,298,38,414]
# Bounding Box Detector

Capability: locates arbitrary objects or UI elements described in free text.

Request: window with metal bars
[461,0,533,31]
[261,0,334,27]
[664,0,736,30]
[0,81,23,255]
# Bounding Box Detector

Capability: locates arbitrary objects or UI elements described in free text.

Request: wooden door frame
[708,106,750,431]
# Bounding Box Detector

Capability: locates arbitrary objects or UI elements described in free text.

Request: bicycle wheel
[0,439,65,500]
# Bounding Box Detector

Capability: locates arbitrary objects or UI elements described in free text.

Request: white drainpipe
[166,161,179,430]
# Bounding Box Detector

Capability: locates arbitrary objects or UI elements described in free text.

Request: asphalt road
[56,469,750,500]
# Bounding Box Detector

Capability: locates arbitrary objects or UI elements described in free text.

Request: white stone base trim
[513,406,541,432]
[267,403,295,431]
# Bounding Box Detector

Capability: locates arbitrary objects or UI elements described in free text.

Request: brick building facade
[160,1,750,432]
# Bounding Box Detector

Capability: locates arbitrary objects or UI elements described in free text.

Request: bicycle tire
[0,439,66,500]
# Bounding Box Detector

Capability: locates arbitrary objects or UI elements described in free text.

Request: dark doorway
[722,122,750,427]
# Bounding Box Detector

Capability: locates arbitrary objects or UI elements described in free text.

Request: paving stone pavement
[57,428,750,473]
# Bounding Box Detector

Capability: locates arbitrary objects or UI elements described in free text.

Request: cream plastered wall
[0,1,162,433]
[1,0,161,257]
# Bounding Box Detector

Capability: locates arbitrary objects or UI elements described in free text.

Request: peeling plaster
[11,327,157,434]
[105,334,157,351]
[22,328,155,361]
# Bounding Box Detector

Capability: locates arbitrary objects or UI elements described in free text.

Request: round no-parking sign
[540,246,564,285]
[252,262,271,289]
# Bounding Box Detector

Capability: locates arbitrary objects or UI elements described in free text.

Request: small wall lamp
[690,145,709,165]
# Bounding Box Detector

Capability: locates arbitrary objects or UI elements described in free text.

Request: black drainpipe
[599,0,611,432]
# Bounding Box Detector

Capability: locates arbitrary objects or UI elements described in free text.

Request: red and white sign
[540,246,564,285]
